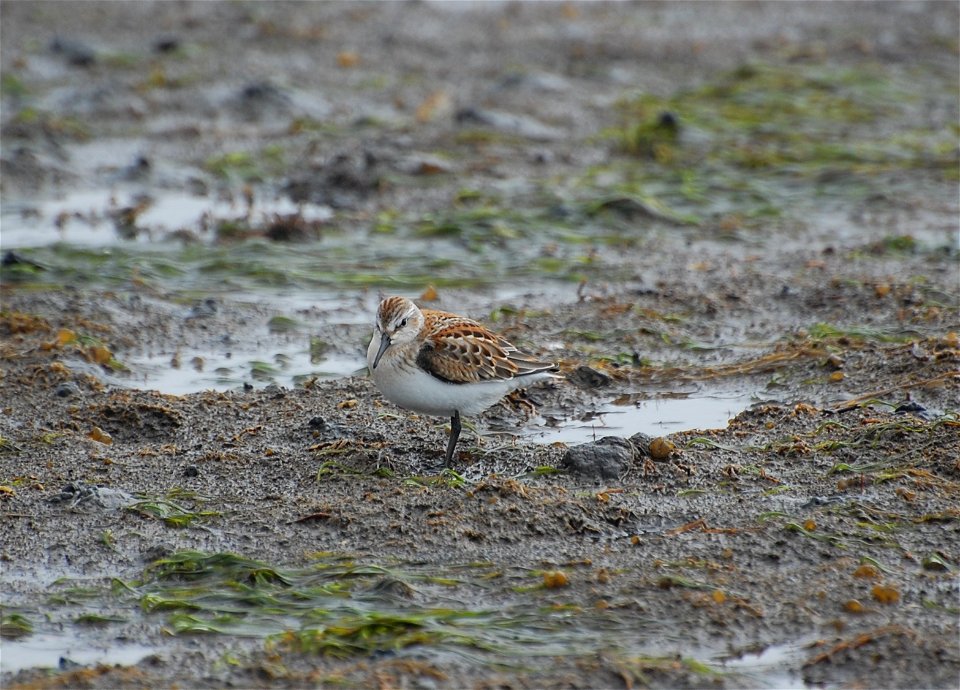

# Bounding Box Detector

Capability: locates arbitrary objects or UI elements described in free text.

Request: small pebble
[153,36,180,53]
[648,437,676,460]
[629,432,654,456]
[50,36,96,66]
[566,365,611,389]
[894,401,926,415]
[55,381,81,398]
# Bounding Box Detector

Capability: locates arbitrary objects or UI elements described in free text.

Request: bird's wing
[417,310,554,384]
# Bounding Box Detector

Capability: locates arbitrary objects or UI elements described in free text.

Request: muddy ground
[1,2,959,689]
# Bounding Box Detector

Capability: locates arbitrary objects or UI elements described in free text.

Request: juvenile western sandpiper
[367,295,559,466]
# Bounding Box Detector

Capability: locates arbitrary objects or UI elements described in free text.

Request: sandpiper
[367,296,559,466]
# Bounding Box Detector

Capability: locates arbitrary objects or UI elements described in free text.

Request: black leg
[444,411,461,467]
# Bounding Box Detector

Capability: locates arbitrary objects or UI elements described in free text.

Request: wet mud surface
[2,2,959,688]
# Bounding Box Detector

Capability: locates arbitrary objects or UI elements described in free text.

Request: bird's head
[372,296,423,367]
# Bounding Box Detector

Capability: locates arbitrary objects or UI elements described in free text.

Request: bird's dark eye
[399,318,407,328]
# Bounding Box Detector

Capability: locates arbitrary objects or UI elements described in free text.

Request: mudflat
[1,2,958,688]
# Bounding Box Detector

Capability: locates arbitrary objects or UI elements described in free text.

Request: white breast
[368,343,549,418]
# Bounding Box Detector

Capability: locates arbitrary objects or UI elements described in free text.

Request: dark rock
[566,365,611,389]
[596,436,635,452]
[55,381,81,398]
[186,298,218,319]
[657,111,679,130]
[283,151,381,209]
[50,37,96,66]
[628,432,654,457]
[894,401,926,415]
[118,155,151,182]
[153,36,180,53]
[241,82,285,103]
[142,543,174,562]
[307,415,350,440]
[183,465,199,478]
[50,481,90,503]
[229,81,293,121]
[3,251,45,270]
[265,214,323,242]
[561,436,633,479]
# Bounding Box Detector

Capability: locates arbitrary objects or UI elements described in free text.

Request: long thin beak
[372,332,391,369]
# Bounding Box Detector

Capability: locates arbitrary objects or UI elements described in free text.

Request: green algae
[206,146,287,183]
[129,489,221,528]
[598,60,957,228]
[85,550,668,663]
[0,613,34,639]
[805,322,919,344]
[4,235,582,299]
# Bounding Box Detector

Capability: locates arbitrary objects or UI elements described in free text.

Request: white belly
[371,360,547,418]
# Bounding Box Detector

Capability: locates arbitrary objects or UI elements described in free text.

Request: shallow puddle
[125,345,363,395]
[535,390,762,443]
[714,638,815,688]
[1,188,333,248]
[0,552,818,688]
[0,634,155,674]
